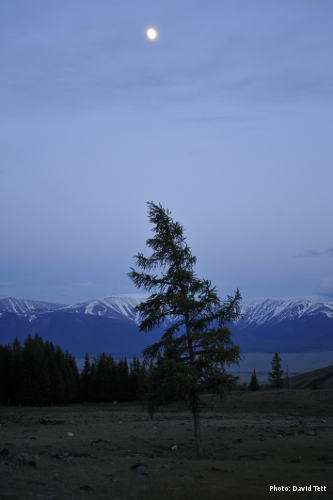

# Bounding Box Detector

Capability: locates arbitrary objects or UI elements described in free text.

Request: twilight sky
[1,0,332,304]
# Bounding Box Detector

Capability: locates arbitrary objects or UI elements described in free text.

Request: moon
[146,27,158,41]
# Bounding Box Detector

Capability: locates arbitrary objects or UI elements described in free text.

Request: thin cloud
[71,281,96,288]
[186,114,253,123]
[318,278,333,298]
[0,282,15,287]
[295,248,333,258]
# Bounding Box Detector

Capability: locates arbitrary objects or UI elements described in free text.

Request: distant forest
[0,334,149,406]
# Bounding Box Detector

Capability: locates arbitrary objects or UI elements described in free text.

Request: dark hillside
[289,364,333,389]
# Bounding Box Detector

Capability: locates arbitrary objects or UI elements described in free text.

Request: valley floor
[0,390,332,500]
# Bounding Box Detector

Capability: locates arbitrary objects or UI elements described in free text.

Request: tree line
[0,334,149,406]
[0,335,290,407]
[0,334,79,405]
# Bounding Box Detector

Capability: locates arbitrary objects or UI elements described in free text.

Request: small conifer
[250,368,260,391]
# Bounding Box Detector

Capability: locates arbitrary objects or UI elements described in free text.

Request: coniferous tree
[89,358,97,402]
[129,357,142,400]
[22,334,50,405]
[10,339,23,404]
[54,345,66,403]
[117,358,129,401]
[129,201,241,456]
[80,353,91,401]
[95,352,109,401]
[148,346,189,406]
[64,351,80,402]
[285,364,290,389]
[0,334,160,406]
[269,353,284,389]
[249,369,260,391]
[106,354,118,400]
[43,341,58,405]
[0,344,12,404]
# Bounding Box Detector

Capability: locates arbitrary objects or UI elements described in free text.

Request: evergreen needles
[129,201,241,456]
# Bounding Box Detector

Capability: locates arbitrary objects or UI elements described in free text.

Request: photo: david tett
[270,484,327,493]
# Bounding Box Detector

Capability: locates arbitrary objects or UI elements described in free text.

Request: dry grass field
[1,389,332,500]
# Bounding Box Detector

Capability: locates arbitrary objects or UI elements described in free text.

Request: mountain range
[0,295,332,357]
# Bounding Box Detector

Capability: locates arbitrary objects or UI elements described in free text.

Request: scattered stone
[99,457,114,463]
[0,448,9,456]
[80,485,94,491]
[236,438,244,443]
[71,452,91,458]
[237,452,267,460]
[307,430,317,436]
[211,466,221,472]
[39,418,65,425]
[321,418,327,424]
[130,462,144,469]
[91,439,108,446]
[129,463,149,476]
[183,473,204,480]
[67,432,74,437]
[171,445,178,452]
[276,434,284,439]
[13,452,39,467]
[113,400,118,405]
[52,452,70,460]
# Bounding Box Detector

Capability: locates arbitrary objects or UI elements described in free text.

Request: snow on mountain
[1,295,332,327]
[0,295,332,356]
[239,298,333,327]
[0,297,64,316]
[60,295,148,323]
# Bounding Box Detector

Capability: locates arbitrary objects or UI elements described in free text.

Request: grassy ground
[0,389,332,500]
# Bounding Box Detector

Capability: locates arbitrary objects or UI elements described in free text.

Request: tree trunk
[193,407,203,457]
[184,314,204,457]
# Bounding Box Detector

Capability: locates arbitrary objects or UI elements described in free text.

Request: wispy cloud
[71,281,96,288]
[186,114,254,123]
[0,282,15,287]
[318,278,333,298]
[295,248,333,258]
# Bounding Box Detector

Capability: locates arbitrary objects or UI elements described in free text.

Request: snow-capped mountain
[60,295,147,323]
[0,297,64,318]
[239,298,333,327]
[0,295,332,356]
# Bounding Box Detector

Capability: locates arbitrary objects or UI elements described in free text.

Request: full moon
[146,27,158,41]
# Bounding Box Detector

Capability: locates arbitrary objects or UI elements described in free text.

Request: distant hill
[289,364,333,389]
[0,295,332,357]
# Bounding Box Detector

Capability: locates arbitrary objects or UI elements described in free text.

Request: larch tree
[128,201,241,456]
[269,352,284,389]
